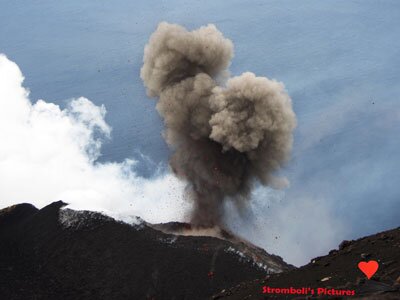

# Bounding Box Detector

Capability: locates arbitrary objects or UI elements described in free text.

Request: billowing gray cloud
[141,22,297,227]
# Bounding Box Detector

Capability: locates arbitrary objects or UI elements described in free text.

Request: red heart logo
[358,260,379,279]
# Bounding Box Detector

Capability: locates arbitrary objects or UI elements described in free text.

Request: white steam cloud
[0,54,190,223]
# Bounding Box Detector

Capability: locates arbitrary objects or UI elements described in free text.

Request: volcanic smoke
[141,22,296,227]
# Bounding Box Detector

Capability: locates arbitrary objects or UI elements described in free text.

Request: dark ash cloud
[141,22,296,227]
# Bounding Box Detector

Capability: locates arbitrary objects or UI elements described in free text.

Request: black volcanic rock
[151,221,294,274]
[0,202,292,300]
[212,227,400,299]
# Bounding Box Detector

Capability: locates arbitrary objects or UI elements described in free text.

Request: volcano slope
[0,202,292,300]
[212,227,400,299]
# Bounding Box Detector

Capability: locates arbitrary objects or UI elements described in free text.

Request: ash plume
[141,22,296,227]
